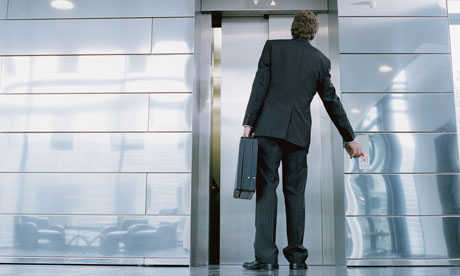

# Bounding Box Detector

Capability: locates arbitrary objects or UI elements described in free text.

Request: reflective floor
[0,265,460,276]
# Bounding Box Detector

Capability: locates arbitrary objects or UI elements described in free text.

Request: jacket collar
[293,37,312,46]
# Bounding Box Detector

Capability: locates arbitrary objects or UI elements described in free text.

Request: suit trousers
[254,136,309,264]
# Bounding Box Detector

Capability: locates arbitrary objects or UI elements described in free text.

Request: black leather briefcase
[233,137,258,200]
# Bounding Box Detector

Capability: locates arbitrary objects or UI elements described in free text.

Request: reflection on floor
[0,265,460,276]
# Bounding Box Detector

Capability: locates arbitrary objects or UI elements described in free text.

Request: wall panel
[344,133,459,173]
[1,55,194,93]
[345,174,460,215]
[152,18,195,54]
[339,17,450,53]
[0,0,6,19]
[7,0,195,18]
[340,54,453,92]
[0,173,146,215]
[147,173,191,215]
[0,133,192,173]
[149,94,193,131]
[342,93,456,132]
[0,19,152,55]
[0,94,149,132]
[338,0,447,17]
[347,216,460,258]
[0,215,190,258]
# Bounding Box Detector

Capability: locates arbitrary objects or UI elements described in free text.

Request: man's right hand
[243,125,254,138]
[345,140,367,159]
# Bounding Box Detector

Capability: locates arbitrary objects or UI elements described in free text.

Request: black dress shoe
[289,262,307,270]
[243,260,279,270]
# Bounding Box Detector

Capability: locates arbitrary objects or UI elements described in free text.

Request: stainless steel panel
[152,18,194,54]
[342,93,457,132]
[144,258,189,265]
[345,174,460,215]
[347,259,460,266]
[339,17,450,53]
[344,134,460,173]
[149,94,193,131]
[0,0,6,19]
[0,19,151,55]
[340,54,454,92]
[147,173,191,215]
[1,55,193,93]
[0,173,146,215]
[0,133,192,172]
[220,17,324,265]
[0,94,149,132]
[339,0,447,16]
[346,216,460,258]
[0,257,143,265]
[202,0,327,12]
[7,0,194,19]
[0,215,190,258]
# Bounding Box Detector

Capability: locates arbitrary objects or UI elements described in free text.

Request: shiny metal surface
[149,94,193,131]
[339,17,450,53]
[346,216,460,259]
[147,173,191,215]
[340,54,453,92]
[0,215,190,258]
[220,17,324,265]
[7,0,194,19]
[342,93,457,132]
[345,174,460,215]
[0,94,149,132]
[152,18,194,54]
[190,9,212,266]
[201,0,327,12]
[344,133,460,173]
[1,55,193,93]
[0,19,152,55]
[338,0,447,16]
[0,173,146,215]
[0,257,143,265]
[0,0,6,19]
[0,133,192,172]
[1,265,460,276]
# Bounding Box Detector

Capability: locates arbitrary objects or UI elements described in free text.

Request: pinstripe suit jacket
[242,37,355,152]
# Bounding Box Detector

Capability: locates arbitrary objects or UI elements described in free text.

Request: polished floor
[0,265,459,276]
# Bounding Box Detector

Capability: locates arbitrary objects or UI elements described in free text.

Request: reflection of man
[242,11,365,271]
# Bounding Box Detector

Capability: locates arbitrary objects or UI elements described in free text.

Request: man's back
[244,37,354,152]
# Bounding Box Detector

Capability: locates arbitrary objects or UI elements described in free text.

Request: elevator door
[220,16,327,265]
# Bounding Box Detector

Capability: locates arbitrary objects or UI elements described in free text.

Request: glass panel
[0,173,146,215]
[152,18,194,54]
[339,17,449,53]
[340,54,453,92]
[0,94,149,131]
[0,215,190,258]
[345,133,460,173]
[0,19,151,55]
[0,133,192,172]
[1,55,193,93]
[339,0,447,16]
[7,0,194,18]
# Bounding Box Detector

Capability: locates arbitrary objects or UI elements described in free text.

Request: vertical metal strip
[209,26,222,264]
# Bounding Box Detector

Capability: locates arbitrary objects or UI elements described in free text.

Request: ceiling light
[351,109,361,114]
[50,0,74,10]
[379,65,393,73]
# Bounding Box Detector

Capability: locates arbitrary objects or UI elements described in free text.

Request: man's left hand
[345,140,367,159]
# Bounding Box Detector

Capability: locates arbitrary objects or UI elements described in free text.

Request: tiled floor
[0,265,460,276]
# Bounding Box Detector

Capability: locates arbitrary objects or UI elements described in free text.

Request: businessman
[242,11,365,271]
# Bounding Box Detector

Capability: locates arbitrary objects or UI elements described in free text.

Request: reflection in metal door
[219,15,329,265]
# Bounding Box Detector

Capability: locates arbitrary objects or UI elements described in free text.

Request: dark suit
[242,38,355,264]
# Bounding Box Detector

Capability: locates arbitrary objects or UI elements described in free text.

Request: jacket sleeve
[317,57,355,142]
[242,40,271,127]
